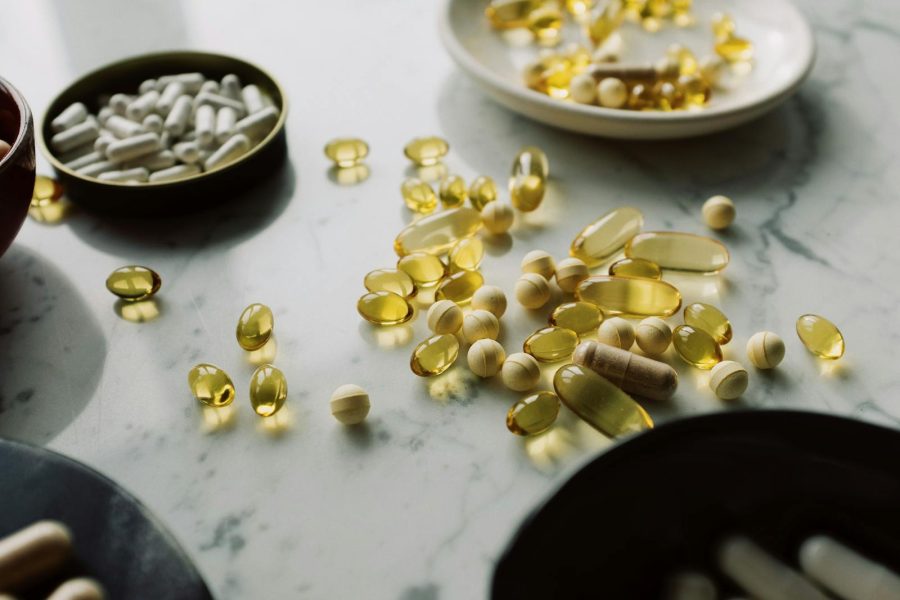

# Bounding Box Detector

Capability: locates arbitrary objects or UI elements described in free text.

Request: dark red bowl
[0,76,35,259]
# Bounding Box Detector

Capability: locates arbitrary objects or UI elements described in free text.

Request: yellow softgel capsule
[403,136,449,167]
[324,138,369,167]
[554,364,653,437]
[401,178,437,214]
[411,334,460,376]
[608,257,662,280]
[468,175,498,211]
[587,0,626,47]
[249,364,287,417]
[397,252,446,287]
[506,392,561,436]
[679,74,711,107]
[486,0,539,29]
[188,363,235,407]
[550,301,603,334]
[684,302,732,345]
[394,207,482,256]
[357,291,414,326]
[570,206,644,266]
[576,275,682,317]
[667,43,698,76]
[796,314,845,360]
[236,303,274,351]
[711,11,735,40]
[32,175,63,205]
[364,268,417,299]
[672,324,723,369]
[524,326,579,363]
[528,5,563,46]
[509,146,549,212]
[625,231,730,273]
[439,175,468,208]
[715,35,753,63]
[435,270,485,305]
[105,266,161,301]
[565,0,595,17]
[448,237,484,272]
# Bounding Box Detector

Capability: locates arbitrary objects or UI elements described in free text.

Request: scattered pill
[426,299,464,334]
[97,167,150,183]
[597,77,628,108]
[524,326,578,362]
[702,194,735,229]
[554,257,589,293]
[673,324,722,369]
[574,340,678,401]
[439,174,468,208]
[467,339,506,377]
[105,265,161,301]
[462,309,500,343]
[404,136,449,166]
[480,201,515,234]
[357,291,414,326]
[148,163,201,183]
[570,206,644,266]
[472,285,508,318]
[435,269,484,304]
[204,133,250,170]
[550,301,602,334]
[401,178,437,214]
[507,392,560,436]
[746,331,785,369]
[509,146,548,212]
[597,317,634,349]
[51,102,88,132]
[468,175,498,211]
[448,236,484,271]
[364,268,417,298]
[394,207,483,256]
[570,73,598,104]
[51,119,99,153]
[625,231,730,273]
[411,334,460,376]
[521,250,556,279]
[236,303,274,351]
[188,363,236,407]
[501,352,541,392]
[330,384,370,425]
[397,252,446,287]
[515,273,551,309]
[576,276,682,317]
[709,360,748,400]
[325,138,369,167]
[608,257,662,279]
[249,364,287,417]
[635,317,672,355]
[796,314,845,360]
[32,175,64,204]
[554,364,653,437]
[684,302,732,344]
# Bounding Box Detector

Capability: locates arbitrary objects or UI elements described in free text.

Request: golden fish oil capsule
[542,63,575,99]
[715,35,754,63]
[628,83,656,111]
[357,291,414,325]
[364,268,417,299]
[249,364,287,417]
[576,275,682,317]
[608,257,662,279]
[236,303,274,351]
[796,314,845,360]
[625,231,730,273]
[468,175,498,211]
[32,175,63,205]
[507,392,561,436]
[684,302,732,344]
[394,207,482,256]
[550,302,603,334]
[509,146,549,212]
[188,363,235,407]
[439,174,468,208]
[565,0,595,17]
[679,75,711,107]
[105,266,161,301]
[324,138,369,167]
[397,252,446,287]
[667,43,698,76]
[673,324,723,369]
[403,136,449,167]
[524,326,579,362]
[411,334,460,376]
[654,81,684,111]
[435,270,484,305]
[711,11,735,40]
[554,364,653,437]
[448,236,484,271]
[486,0,539,29]
[587,0,626,46]
[570,206,644,266]
[528,5,563,46]
[401,178,437,214]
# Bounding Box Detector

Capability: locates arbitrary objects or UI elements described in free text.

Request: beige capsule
[597,317,634,350]
[515,273,551,309]
[462,309,500,343]
[709,360,748,400]
[574,340,678,401]
[472,285,507,318]
[330,384,370,425]
[702,195,736,229]
[426,299,464,334]
[555,257,589,293]
[746,331,785,369]
[501,352,541,392]
[467,339,506,377]
[521,249,556,279]
[635,317,672,355]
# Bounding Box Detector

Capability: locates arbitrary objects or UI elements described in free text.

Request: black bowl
[492,410,900,599]
[38,51,288,216]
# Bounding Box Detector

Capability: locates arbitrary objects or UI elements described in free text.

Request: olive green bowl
[38,51,288,215]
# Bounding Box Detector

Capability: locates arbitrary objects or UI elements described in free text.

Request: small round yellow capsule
[481,202,515,235]
[524,326,579,363]
[435,270,484,305]
[188,363,235,407]
[411,334,460,376]
[506,392,561,436]
[468,175,498,211]
[550,302,603,335]
[448,236,484,271]
[684,302,732,345]
[509,146,549,212]
[32,175,63,206]
[702,195,735,230]
[427,300,464,334]
[528,5,563,46]
[324,138,369,167]
[401,178,437,214]
[364,268,417,299]
[608,258,662,280]
[397,252,446,288]
[357,291,414,326]
[236,303,275,351]
[105,266,161,301]
[439,175,468,208]
[796,314,845,360]
[249,364,287,417]
[673,325,723,369]
[404,136,449,166]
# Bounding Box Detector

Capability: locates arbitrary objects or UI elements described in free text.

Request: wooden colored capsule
[394,207,482,256]
[188,363,236,407]
[550,301,603,334]
[672,324,723,369]
[576,275,682,317]
[324,138,368,167]
[435,270,484,304]
[0,521,72,592]
[509,146,549,212]
[357,291,414,325]
[397,252,446,287]
[573,340,678,401]
[404,136,449,166]
[608,257,662,280]
[364,268,417,299]
[796,314,845,360]
[554,364,653,437]
[448,236,484,271]
[411,334,460,376]
[236,303,275,350]
[524,326,579,363]
[249,364,287,417]
[506,392,561,436]
[570,207,644,266]
[625,231,730,273]
[105,265,161,301]
[401,178,437,214]
[684,302,732,344]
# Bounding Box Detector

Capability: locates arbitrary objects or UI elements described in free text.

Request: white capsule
[570,73,597,105]
[598,77,628,109]
[718,536,830,600]
[195,91,245,115]
[220,74,242,100]
[125,150,176,171]
[77,160,118,178]
[56,142,95,164]
[138,78,157,94]
[204,133,250,170]
[104,115,143,139]
[126,90,160,121]
[156,72,205,94]
[105,132,162,162]
[172,141,201,164]
[51,102,88,133]
[142,113,163,134]
[234,105,279,142]
[149,163,201,183]
[93,133,115,154]
[64,151,104,170]
[97,107,113,125]
[51,120,100,153]
[242,84,265,113]
[194,104,216,147]
[799,535,900,600]
[215,107,238,143]
[198,80,219,95]
[159,131,172,148]
[109,93,131,116]
[156,81,185,115]
[97,167,149,183]
[164,95,193,136]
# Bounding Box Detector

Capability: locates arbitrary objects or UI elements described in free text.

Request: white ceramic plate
[440,0,815,139]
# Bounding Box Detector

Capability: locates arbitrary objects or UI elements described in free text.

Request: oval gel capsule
[394,208,483,256]
[105,266,161,301]
[236,303,274,351]
[411,334,460,376]
[249,364,287,417]
[625,231,730,273]
[576,276,681,317]
[188,363,236,407]
[357,291,414,325]
[570,207,644,266]
[524,326,579,362]
[506,392,560,436]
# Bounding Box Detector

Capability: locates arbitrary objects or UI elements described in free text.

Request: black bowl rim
[37,50,288,189]
[0,75,33,173]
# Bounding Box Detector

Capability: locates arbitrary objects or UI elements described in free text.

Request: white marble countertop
[2,1,900,598]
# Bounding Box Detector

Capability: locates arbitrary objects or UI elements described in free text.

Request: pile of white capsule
[48,72,280,184]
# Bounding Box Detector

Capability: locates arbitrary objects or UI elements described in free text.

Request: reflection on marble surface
[1,0,900,598]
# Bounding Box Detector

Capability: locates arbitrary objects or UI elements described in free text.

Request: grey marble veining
[1,0,900,598]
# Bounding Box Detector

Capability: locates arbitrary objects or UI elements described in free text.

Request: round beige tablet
[597,77,627,108]
[467,339,506,378]
[481,201,515,234]
[462,309,500,343]
[521,250,555,279]
[570,73,597,105]
[702,195,736,229]
[330,384,371,425]
[709,361,748,400]
[472,285,507,318]
[515,273,551,309]
[746,331,785,369]
[597,317,635,349]
[426,299,463,334]
[555,257,590,293]
[635,317,672,355]
[501,352,541,392]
